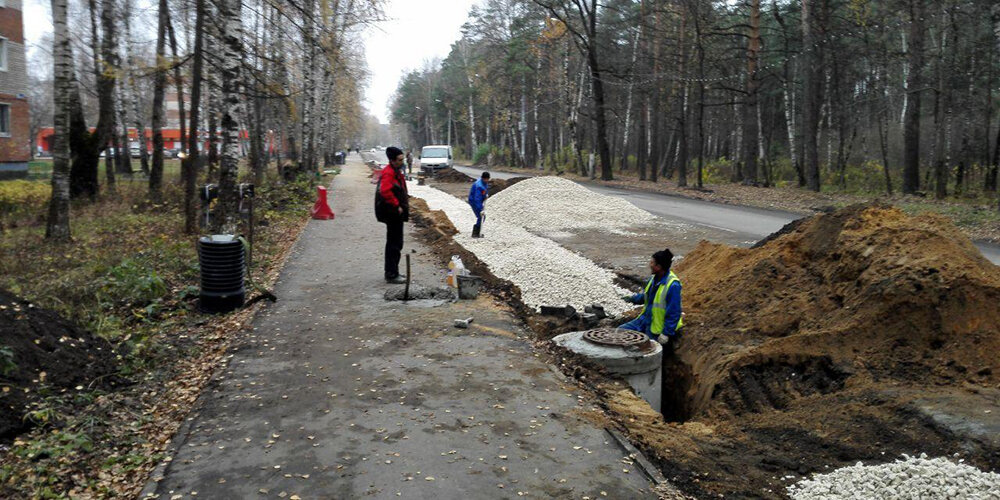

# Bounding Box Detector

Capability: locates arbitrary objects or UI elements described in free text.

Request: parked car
[418,145,453,172]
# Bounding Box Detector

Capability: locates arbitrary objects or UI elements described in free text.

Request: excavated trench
[409,197,1000,497]
[659,349,695,423]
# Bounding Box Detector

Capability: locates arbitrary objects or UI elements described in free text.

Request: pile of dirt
[607,203,1000,497]
[431,167,475,183]
[487,176,529,196]
[0,289,119,441]
[676,203,1000,418]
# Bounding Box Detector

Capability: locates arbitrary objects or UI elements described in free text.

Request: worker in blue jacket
[468,171,490,238]
[620,249,683,345]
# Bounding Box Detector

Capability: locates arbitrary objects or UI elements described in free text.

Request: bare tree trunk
[933,22,949,200]
[122,0,149,176]
[69,0,117,201]
[184,0,206,234]
[902,0,925,194]
[114,77,132,176]
[675,8,688,187]
[149,0,167,202]
[569,67,585,176]
[742,0,761,185]
[166,12,187,180]
[47,0,72,240]
[107,122,118,191]
[213,0,243,234]
[989,3,1000,199]
[801,0,822,192]
[621,23,641,173]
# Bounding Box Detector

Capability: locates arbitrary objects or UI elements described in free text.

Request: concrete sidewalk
[145,155,655,499]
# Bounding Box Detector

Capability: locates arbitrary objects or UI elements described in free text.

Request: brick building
[0,0,30,179]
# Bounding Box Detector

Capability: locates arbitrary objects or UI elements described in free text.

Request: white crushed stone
[485,176,655,232]
[409,184,634,316]
[787,454,1000,500]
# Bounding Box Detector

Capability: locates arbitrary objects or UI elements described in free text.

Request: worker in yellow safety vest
[620,248,683,345]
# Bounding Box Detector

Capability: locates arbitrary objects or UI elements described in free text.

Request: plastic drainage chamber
[198,234,246,313]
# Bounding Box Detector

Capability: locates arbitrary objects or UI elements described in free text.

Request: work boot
[385,275,407,284]
[471,225,482,238]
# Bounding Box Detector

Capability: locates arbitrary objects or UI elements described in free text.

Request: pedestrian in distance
[620,249,682,345]
[374,146,409,284]
[468,171,490,238]
[405,150,414,176]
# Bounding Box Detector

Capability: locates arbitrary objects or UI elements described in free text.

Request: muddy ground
[411,179,1000,499]
[0,289,120,441]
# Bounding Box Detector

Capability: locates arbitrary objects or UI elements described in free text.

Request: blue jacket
[468,179,488,211]
[628,273,682,336]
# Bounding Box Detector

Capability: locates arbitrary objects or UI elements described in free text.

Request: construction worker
[405,150,414,175]
[468,171,490,238]
[620,249,682,345]
[375,146,409,284]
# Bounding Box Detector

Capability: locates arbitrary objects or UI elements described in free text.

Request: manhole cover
[582,329,648,347]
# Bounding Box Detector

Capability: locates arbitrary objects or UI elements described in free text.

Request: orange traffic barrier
[311,186,335,220]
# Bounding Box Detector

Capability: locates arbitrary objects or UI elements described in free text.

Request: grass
[0,164,323,497]
[28,158,183,182]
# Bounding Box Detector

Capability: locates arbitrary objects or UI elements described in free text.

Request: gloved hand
[656,334,670,346]
[621,295,635,303]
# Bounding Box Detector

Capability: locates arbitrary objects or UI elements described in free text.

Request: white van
[418,145,452,172]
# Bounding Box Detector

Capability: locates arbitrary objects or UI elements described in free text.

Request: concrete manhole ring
[582,329,648,347]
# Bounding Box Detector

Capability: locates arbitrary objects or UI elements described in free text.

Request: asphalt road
[453,165,1000,265]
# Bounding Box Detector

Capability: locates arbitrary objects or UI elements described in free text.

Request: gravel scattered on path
[787,454,1000,500]
[409,184,635,316]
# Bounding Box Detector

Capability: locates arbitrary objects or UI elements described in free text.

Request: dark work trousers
[473,208,483,230]
[384,219,404,279]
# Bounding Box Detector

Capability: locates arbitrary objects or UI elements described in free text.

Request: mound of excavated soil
[598,204,1000,498]
[676,203,1000,418]
[431,167,475,183]
[0,290,119,441]
[487,176,529,196]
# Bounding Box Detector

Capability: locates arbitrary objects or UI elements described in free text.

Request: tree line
[390,0,1000,204]
[43,0,378,240]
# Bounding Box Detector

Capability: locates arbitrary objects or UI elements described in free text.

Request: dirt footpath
[143,156,655,499]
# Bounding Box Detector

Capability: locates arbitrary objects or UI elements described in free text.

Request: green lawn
[28,158,183,183]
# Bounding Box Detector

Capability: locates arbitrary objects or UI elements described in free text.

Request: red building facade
[0,0,30,178]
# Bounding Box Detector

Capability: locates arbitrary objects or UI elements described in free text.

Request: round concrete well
[552,331,662,413]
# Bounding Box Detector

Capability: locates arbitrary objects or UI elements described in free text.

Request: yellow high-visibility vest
[641,271,683,336]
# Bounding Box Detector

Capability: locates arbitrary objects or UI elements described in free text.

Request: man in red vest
[375,147,409,283]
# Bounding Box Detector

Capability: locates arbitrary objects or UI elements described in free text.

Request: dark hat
[482,171,491,179]
[386,146,404,161]
[653,249,673,270]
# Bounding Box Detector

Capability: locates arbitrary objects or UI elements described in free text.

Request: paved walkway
[145,155,654,499]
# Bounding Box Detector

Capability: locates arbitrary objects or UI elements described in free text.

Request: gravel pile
[409,184,634,316]
[787,454,1000,499]
[485,176,655,232]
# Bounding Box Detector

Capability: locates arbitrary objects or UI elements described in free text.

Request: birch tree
[212,0,244,234]
[46,0,72,240]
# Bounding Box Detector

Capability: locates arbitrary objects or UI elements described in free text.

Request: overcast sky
[23,0,480,124]
[363,0,481,123]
